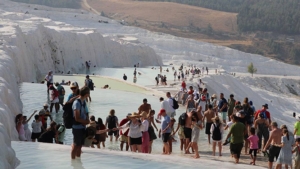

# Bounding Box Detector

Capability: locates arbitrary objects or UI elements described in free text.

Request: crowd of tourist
[14,66,300,169]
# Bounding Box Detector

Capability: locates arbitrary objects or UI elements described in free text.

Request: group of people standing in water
[14,65,300,169]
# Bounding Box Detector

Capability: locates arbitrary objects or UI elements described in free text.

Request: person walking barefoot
[210,116,224,156]
[247,127,259,165]
[186,113,202,158]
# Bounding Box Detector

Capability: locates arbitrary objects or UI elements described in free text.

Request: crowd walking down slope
[15,65,300,169]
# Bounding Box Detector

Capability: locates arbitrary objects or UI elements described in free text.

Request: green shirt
[57,85,65,98]
[57,125,66,142]
[294,121,300,135]
[229,122,245,144]
[227,98,236,114]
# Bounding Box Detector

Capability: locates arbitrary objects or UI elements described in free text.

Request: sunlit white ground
[12,141,264,169]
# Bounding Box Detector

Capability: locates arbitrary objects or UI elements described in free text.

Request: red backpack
[54,89,59,98]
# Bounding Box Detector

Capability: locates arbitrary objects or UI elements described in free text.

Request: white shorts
[198,101,206,110]
[51,97,59,103]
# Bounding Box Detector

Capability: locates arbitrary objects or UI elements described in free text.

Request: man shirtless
[184,110,193,154]
[263,122,282,169]
[138,98,152,115]
[202,105,216,144]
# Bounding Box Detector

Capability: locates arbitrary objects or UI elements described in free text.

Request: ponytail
[283,129,289,141]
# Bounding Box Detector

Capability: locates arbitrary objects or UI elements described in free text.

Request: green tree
[247,62,257,77]
[207,23,213,34]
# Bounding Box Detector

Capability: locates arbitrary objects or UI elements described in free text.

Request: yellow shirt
[294,121,300,135]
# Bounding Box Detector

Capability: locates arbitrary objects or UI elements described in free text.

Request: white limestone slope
[0,0,162,168]
[0,0,299,168]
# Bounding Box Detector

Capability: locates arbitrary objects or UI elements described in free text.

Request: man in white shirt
[166,92,176,117]
[45,71,53,95]
[160,97,173,117]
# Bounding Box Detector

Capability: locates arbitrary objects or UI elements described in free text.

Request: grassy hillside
[140,0,300,35]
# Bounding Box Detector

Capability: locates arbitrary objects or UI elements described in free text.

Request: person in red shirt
[181,81,187,91]
[254,104,271,124]
[119,113,131,151]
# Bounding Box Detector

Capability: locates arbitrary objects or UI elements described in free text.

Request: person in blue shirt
[71,86,90,159]
[158,109,172,155]
[218,93,228,123]
[66,82,80,104]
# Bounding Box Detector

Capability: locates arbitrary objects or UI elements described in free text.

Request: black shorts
[244,133,249,140]
[184,127,192,140]
[130,137,142,145]
[268,145,281,162]
[205,122,213,135]
[31,132,41,139]
[108,130,118,136]
[249,149,258,157]
[162,133,171,143]
[72,128,85,146]
[230,143,244,159]
[47,82,53,88]
[59,97,64,104]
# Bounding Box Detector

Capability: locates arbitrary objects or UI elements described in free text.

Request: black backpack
[107,116,116,129]
[87,79,94,91]
[178,113,187,126]
[212,124,222,141]
[63,98,85,129]
[38,130,54,143]
[172,98,179,109]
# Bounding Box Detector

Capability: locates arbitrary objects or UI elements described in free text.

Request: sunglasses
[70,87,77,90]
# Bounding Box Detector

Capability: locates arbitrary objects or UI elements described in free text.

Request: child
[23,111,37,141]
[247,127,259,165]
[223,115,234,145]
[31,115,43,142]
[292,138,300,169]
[84,126,109,147]
[186,114,202,158]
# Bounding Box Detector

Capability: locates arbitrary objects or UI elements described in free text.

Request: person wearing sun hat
[38,103,53,131]
[116,112,144,153]
[294,115,300,139]
[65,81,80,104]
[210,94,218,110]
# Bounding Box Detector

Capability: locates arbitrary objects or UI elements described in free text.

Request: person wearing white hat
[38,103,53,131]
[294,115,300,139]
[45,71,53,95]
[65,81,80,104]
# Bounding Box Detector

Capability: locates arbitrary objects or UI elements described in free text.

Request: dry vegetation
[85,0,253,46]
[84,0,300,65]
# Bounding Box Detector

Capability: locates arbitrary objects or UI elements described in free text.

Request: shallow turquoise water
[19,80,225,155]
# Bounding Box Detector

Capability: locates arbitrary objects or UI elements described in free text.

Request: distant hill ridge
[10,0,81,9]
[139,0,300,35]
